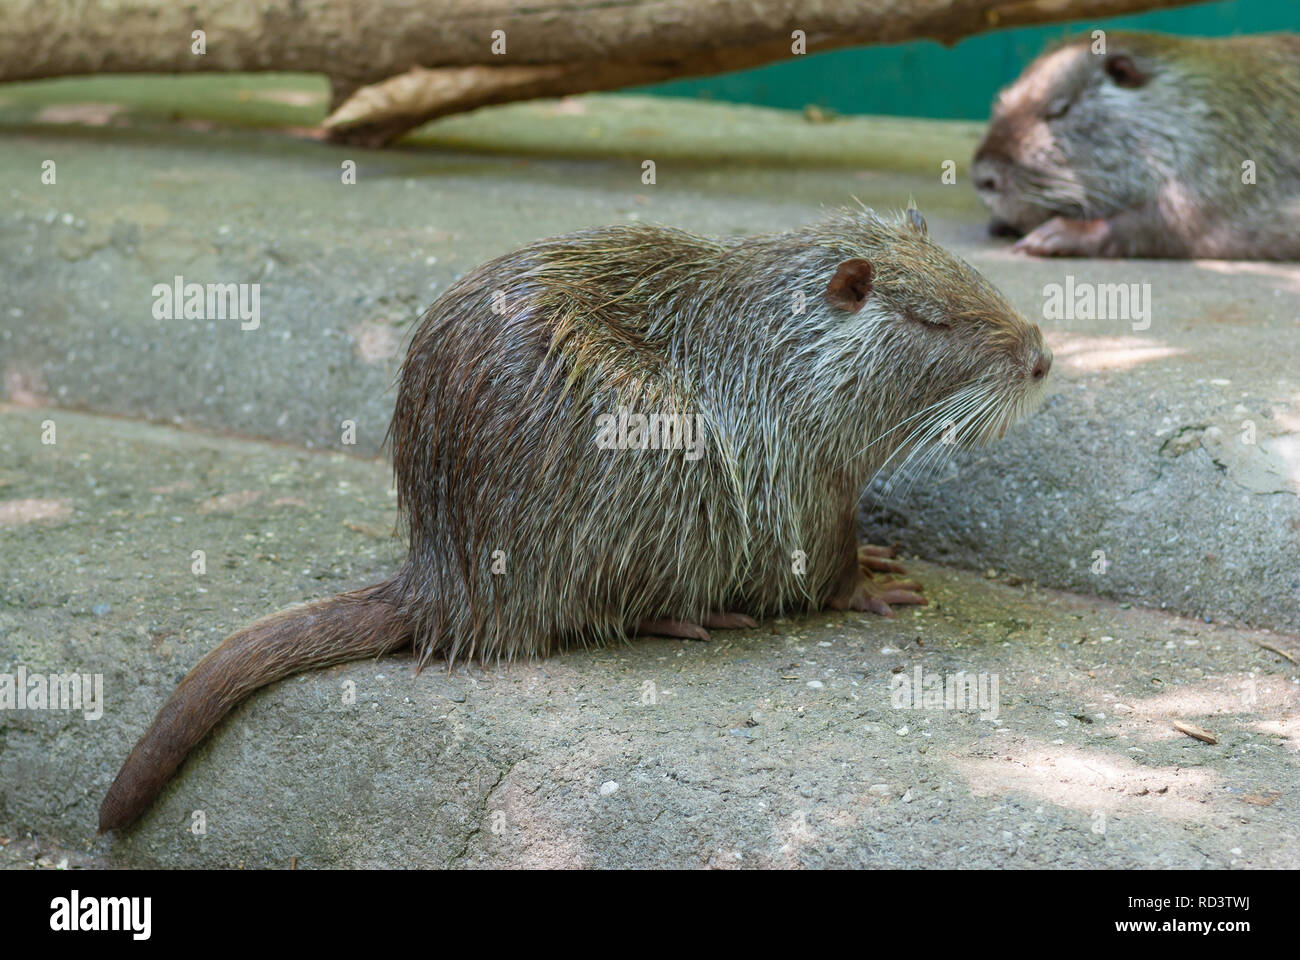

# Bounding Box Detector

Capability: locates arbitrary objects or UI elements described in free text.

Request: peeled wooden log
[0,0,1208,145]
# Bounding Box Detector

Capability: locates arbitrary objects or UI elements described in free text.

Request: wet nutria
[99,207,1051,832]
[972,32,1300,259]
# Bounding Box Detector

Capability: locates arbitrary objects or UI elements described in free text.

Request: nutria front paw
[1013,216,1112,257]
[830,544,927,617]
[858,543,907,575]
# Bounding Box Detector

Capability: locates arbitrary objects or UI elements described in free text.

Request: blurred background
[645,0,1294,119]
[1,0,1293,136]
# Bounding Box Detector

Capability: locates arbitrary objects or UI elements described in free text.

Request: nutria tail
[98,575,411,833]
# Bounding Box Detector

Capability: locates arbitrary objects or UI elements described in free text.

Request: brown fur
[100,208,1048,832]
[99,579,409,832]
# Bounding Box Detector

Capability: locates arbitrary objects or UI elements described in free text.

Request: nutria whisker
[883,388,1004,503]
[868,384,994,499]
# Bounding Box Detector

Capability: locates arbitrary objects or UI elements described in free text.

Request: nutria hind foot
[702,612,759,630]
[636,612,759,642]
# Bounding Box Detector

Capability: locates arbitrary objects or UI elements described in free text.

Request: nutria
[98,207,1051,832]
[972,32,1300,259]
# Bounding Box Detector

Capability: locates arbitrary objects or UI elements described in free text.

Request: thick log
[0,0,1211,145]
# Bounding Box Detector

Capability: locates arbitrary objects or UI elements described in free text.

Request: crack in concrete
[446,752,524,867]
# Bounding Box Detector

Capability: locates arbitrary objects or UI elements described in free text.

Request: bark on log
[0,0,1211,146]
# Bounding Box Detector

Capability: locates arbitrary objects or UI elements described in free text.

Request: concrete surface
[1,84,1296,637]
[0,80,1297,868]
[1,407,1297,868]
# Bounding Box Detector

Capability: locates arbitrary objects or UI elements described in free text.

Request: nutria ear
[826,258,874,312]
[1104,54,1147,88]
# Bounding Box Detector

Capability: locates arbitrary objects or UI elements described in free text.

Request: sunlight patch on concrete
[0,497,72,526]
[1195,259,1300,296]
[1046,332,1185,373]
[954,739,1219,819]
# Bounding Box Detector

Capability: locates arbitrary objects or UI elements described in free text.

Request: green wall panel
[637,0,1300,120]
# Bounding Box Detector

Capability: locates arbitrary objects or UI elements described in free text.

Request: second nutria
[972,32,1300,259]
[99,207,1051,832]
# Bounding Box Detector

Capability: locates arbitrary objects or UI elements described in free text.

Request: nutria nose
[1031,348,1052,381]
[971,146,1005,193]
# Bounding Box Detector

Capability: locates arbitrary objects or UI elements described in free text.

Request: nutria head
[804,208,1050,456]
[971,32,1206,236]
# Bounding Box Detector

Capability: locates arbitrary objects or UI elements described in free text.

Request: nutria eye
[1044,96,1072,120]
[1104,54,1147,89]
[904,308,950,329]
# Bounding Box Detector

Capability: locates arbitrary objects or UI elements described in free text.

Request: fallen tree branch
[1,0,1211,145]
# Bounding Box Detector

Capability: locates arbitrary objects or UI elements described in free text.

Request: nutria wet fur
[100,208,1051,832]
[973,32,1300,259]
